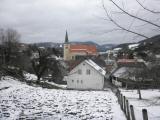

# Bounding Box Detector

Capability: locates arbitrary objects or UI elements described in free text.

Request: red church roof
[70,44,97,55]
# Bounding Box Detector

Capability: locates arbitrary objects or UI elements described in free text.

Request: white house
[64,59,106,90]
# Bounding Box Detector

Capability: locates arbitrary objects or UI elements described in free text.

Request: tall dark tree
[30,46,52,83]
[0,28,20,65]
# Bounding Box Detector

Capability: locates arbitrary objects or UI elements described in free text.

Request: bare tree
[30,46,51,83]
[102,0,160,39]
[0,28,20,65]
[135,0,160,14]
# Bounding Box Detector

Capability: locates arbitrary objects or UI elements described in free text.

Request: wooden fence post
[130,105,136,120]
[126,100,130,120]
[117,90,120,104]
[123,96,126,114]
[121,94,123,110]
[142,109,148,120]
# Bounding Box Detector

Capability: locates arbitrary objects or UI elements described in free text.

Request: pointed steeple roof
[65,30,69,43]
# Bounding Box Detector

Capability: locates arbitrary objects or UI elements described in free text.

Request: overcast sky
[0,0,160,44]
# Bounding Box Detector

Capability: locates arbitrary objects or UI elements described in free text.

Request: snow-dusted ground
[120,89,160,120]
[0,76,126,120]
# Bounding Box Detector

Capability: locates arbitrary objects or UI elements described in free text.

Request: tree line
[0,28,65,84]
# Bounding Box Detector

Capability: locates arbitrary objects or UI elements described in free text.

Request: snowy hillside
[0,77,126,120]
[128,43,139,50]
[120,89,160,120]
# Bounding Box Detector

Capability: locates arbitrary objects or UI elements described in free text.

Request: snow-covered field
[0,76,126,120]
[120,89,160,120]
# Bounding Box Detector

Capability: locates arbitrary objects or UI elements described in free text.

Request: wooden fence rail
[116,89,149,120]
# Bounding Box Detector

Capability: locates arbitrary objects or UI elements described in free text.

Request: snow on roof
[85,59,106,76]
[112,67,127,78]
[112,67,140,79]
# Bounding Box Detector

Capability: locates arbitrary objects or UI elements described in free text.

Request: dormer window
[78,69,82,74]
[86,69,90,75]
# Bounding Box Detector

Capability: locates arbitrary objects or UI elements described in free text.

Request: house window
[72,80,74,83]
[86,69,90,75]
[81,80,83,84]
[78,69,82,74]
[77,80,79,83]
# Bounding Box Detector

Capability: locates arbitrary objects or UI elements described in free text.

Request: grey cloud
[0,0,159,44]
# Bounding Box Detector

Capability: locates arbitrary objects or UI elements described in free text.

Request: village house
[63,31,97,61]
[64,59,106,90]
[110,59,146,87]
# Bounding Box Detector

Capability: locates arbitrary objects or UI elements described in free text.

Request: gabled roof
[70,44,97,55]
[91,57,106,68]
[112,67,128,78]
[112,67,141,78]
[85,59,106,76]
[66,59,84,71]
[68,59,106,76]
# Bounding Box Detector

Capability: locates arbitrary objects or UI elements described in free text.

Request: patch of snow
[23,73,37,81]
[120,89,160,120]
[113,48,122,51]
[45,81,67,89]
[155,54,160,59]
[0,77,126,120]
[128,43,139,50]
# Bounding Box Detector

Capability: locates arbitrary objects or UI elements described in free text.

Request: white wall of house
[66,61,104,90]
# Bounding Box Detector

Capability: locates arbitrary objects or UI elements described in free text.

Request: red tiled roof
[70,44,97,55]
[117,59,146,68]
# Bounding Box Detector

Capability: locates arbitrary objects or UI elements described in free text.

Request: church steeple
[63,30,70,60]
[65,30,69,43]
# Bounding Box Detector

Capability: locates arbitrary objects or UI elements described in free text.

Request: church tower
[63,31,70,60]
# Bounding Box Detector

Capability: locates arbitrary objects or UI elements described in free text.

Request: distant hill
[100,44,117,51]
[139,35,160,44]
[136,35,160,54]
[114,43,134,49]
[33,42,63,48]
[32,41,116,52]
[112,35,160,54]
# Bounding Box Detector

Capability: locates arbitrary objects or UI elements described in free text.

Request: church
[63,31,97,61]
